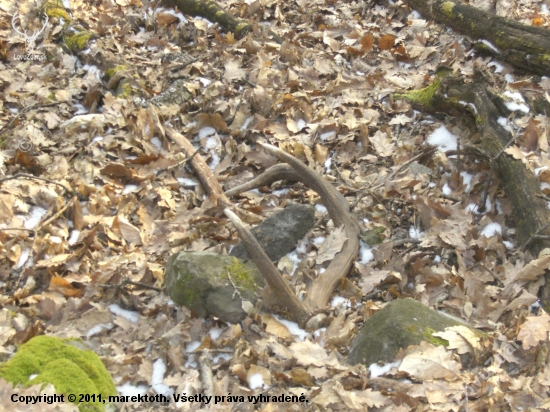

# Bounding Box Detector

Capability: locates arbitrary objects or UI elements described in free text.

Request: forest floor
[1,0,550,410]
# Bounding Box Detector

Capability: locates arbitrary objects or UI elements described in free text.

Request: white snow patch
[369,361,401,378]
[315,204,327,214]
[209,327,224,340]
[123,184,139,195]
[177,177,198,186]
[409,226,424,239]
[480,222,502,238]
[241,116,253,131]
[503,91,529,113]
[427,126,457,152]
[272,314,309,341]
[359,241,374,264]
[164,8,189,23]
[16,248,31,269]
[248,373,268,390]
[460,171,473,192]
[285,250,302,276]
[331,296,353,308]
[272,188,290,197]
[324,157,332,173]
[313,236,326,245]
[152,359,174,396]
[198,127,216,139]
[87,323,113,338]
[73,103,88,115]
[68,230,80,246]
[535,166,548,176]
[480,39,499,53]
[320,131,336,141]
[186,341,201,352]
[497,117,511,131]
[504,73,515,83]
[151,136,162,151]
[198,77,211,87]
[109,304,139,323]
[116,382,148,397]
[442,183,451,196]
[434,255,441,263]
[488,61,504,73]
[503,240,514,249]
[212,352,232,364]
[296,119,307,130]
[24,207,48,230]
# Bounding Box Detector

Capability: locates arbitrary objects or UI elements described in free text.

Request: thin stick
[0,173,72,194]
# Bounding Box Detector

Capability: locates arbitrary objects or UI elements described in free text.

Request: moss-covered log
[396,70,550,256]
[161,0,252,39]
[406,0,550,75]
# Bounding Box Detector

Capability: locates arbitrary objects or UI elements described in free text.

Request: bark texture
[396,71,550,256]
[407,0,550,75]
[161,0,252,38]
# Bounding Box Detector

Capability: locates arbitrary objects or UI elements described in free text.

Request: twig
[521,221,550,251]
[198,353,215,398]
[441,194,461,203]
[154,149,200,176]
[226,269,243,300]
[96,278,161,292]
[0,173,72,194]
[387,146,437,181]
[0,102,61,137]
[36,197,75,232]
[478,131,517,212]
[390,238,421,247]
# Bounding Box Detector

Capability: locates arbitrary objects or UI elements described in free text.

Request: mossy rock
[164,252,265,323]
[348,299,485,367]
[0,336,117,411]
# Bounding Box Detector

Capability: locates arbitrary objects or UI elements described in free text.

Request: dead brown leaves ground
[1,0,550,410]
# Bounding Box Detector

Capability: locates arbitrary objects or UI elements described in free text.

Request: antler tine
[247,142,360,314]
[224,208,310,323]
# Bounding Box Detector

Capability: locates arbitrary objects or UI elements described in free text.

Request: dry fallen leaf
[315,226,348,264]
[517,313,550,349]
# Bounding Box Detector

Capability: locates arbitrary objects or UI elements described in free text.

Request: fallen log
[405,0,550,75]
[395,69,550,256]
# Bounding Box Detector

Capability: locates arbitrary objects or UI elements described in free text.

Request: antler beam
[225,143,360,327]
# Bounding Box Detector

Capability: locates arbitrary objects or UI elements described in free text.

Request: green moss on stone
[42,0,71,22]
[423,327,450,346]
[223,258,257,292]
[0,336,116,411]
[65,31,93,52]
[105,65,129,80]
[395,77,441,106]
[441,1,455,18]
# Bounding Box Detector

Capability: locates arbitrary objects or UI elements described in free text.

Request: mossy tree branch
[406,0,550,75]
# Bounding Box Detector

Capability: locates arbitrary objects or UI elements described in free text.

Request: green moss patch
[0,336,117,411]
[65,31,94,52]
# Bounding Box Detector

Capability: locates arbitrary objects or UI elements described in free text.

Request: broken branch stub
[224,144,360,326]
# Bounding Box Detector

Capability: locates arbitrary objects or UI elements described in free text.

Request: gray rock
[230,202,315,262]
[164,252,264,323]
[348,299,484,367]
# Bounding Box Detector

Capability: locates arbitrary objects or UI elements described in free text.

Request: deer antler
[11,12,49,52]
[225,143,360,328]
